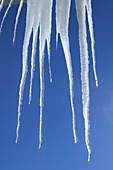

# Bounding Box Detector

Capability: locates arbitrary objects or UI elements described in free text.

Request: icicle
[46,1,53,83]
[0,0,5,12]
[29,26,39,104]
[39,29,45,149]
[0,0,14,32]
[56,0,78,143]
[16,2,33,142]
[38,0,53,148]
[75,0,91,161]
[86,0,98,87]
[13,0,24,44]
[47,37,52,83]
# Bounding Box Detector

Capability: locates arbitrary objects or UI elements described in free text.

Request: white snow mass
[0,0,98,161]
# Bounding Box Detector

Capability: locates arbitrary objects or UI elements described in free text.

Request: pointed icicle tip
[88,152,91,162]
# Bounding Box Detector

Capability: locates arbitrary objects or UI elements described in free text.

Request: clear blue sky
[0,0,113,169]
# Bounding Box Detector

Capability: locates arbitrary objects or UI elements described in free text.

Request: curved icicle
[0,0,5,12]
[75,0,91,161]
[13,0,24,44]
[0,0,14,32]
[56,0,78,143]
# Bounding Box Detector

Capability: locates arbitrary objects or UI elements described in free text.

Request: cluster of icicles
[0,0,98,161]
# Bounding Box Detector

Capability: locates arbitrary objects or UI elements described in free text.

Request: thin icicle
[38,0,53,148]
[56,0,78,143]
[0,0,5,12]
[0,0,14,32]
[47,38,52,83]
[13,0,24,44]
[29,26,39,104]
[16,3,33,142]
[39,31,45,149]
[75,0,91,161]
[86,0,98,87]
[46,0,53,83]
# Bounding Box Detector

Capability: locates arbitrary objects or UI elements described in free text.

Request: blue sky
[0,0,113,169]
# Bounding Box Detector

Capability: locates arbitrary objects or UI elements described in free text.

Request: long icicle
[13,0,24,44]
[75,0,91,161]
[86,0,98,87]
[56,0,78,143]
[39,30,45,149]
[38,0,53,148]
[15,2,33,142]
